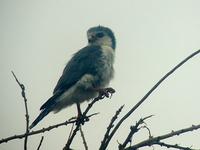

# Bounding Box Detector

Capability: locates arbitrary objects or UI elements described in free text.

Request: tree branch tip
[143,115,154,120]
[119,104,125,110]
[156,141,197,150]
[11,70,15,76]
[137,115,154,125]
[89,112,100,116]
[11,71,20,83]
[11,71,17,81]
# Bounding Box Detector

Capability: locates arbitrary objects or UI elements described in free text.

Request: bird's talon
[85,117,89,122]
[105,92,109,98]
[76,114,89,125]
[106,87,115,94]
[97,87,115,99]
[110,93,113,99]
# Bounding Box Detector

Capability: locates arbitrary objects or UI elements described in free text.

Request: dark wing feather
[53,45,102,93]
[40,91,62,110]
[40,45,102,110]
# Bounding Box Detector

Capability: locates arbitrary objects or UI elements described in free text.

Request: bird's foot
[96,87,115,99]
[76,113,89,125]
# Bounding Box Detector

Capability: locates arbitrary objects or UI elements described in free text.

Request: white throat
[89,36,113,48]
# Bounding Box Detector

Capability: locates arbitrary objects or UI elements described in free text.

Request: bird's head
[87,26,116,50]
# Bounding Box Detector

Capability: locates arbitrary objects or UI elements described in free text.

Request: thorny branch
[125,124,200,150]
[0,114,100,144]
[102,49,200,149]
[118,115,153,150]
[11,71,30,150]
[0,120,75,144]
[155,142,197,150]
[99,105,124,150]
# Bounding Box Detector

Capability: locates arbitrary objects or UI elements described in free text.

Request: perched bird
[30,26,116,129]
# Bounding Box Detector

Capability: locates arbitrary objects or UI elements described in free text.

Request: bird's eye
[96,32,104,38]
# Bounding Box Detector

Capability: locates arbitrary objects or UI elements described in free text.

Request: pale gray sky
[1,0,200,150]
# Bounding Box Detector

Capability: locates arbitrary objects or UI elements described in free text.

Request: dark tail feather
[29,108,51,129]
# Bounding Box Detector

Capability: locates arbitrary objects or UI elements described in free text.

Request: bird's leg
[76,102,82,117]
[93,87,115,99]
[76,103,89,125]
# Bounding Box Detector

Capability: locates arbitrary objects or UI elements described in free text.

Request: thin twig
[0,120,75,144]
[155,142,197,150]
[118,115,153,150]
[11,71,30,150]
[125,124,200,150]
[140,125,152,138]
[80,126,88,150]
[63,123,80,150]
[103,49,200,150]
[37,136,44,150]
[100,105,124,150]
[67,123,75,144]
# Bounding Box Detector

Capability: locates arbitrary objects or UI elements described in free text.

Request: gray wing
[40,45,102,110]
[53,45,102,93]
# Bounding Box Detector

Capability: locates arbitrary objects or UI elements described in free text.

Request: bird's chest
[96,46,114,87]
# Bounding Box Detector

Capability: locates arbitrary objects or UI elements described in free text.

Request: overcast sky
[1,0,200,150]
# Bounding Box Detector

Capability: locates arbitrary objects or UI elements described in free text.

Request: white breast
[99,45,115,87]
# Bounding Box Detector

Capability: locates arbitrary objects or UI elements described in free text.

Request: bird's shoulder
[53,45,103,94]
[74,45,102,57]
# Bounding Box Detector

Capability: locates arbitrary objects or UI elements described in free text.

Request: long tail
[29,108,51,129]
[29,92,62,129]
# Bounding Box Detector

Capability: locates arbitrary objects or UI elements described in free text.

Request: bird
[29,25,116,129]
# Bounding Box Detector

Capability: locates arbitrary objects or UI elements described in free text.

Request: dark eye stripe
[96,32,104,38]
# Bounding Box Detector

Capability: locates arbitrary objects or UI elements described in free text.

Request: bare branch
[118,115,153,150]
[63,89,115,150]
[80,126,88,150]
[67,123,75,144]
[0,98,100,145]
[11,71,30,150]
[104,49,200,149]
[154,142,198,150]
[37,136,44,150]
[140,125,152,138]
[100,105,124,150]
[125,124,200,150]
[63,123,80,150]
[0,120,76,144]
